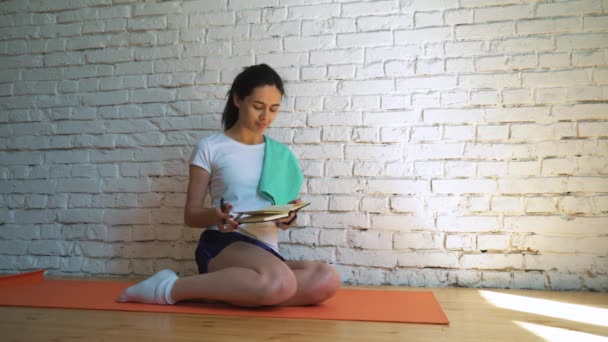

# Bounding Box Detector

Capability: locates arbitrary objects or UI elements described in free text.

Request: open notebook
[235,202,310,223]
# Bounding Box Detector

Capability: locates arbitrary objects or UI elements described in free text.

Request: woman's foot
[117,269,178,305]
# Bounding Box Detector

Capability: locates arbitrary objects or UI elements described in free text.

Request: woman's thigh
[208,241,291,275]
[199,241,297,306]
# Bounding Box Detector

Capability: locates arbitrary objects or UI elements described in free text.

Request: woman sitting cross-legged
[117,64,340,307]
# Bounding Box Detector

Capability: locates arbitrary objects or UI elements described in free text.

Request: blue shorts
[195,229,285,274]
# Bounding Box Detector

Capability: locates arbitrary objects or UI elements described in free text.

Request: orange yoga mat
[0,270,449,325]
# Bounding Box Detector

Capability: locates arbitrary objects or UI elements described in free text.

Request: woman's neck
[225,126,264,145]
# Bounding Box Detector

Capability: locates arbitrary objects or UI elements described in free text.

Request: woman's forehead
[249,85,282,101]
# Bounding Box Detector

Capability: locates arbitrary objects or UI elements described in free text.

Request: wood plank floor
[1,279,607,342]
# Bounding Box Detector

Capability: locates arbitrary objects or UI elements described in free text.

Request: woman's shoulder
[194,132,227,149]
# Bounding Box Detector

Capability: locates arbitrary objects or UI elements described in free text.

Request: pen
[220,197,227,224]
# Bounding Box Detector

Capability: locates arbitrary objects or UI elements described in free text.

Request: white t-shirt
[189,132,279,251]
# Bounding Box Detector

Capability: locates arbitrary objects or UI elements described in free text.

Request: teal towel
[258,135,303,205]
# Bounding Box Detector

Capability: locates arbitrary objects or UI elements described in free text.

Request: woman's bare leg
[278,260,341,306]
[121,243,340,307]
[197,246,340,307]
[169,242,297,307]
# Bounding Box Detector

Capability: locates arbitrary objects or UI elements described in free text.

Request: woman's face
[234,85,282,134]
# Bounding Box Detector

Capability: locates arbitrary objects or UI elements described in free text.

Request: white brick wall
[1,0,607,291]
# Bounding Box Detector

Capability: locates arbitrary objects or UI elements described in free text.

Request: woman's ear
[233,94,241,109]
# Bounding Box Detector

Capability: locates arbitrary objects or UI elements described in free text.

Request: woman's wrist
[285,213,298,225]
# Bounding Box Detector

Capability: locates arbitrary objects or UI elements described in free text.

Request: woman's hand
[275,198,302,230]
[217,200,239,232]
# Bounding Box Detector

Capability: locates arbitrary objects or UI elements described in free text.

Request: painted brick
[397,251,460,268]
[338,248,397,268]
[338,79,393,95]
[474,5,533,23]
[438,215,501,233]
[390,196,423,213]
[583,15,608,31]
[28,240,70,256]
[536,0,602,17]
[329,195,358,211]
[322,127,351,142]
[287,4,340,19]
[283,244,337,262]
[284,36,333,53]
[491,37,554,53]
[353,161,385,177]
[319,229,346,246]
[387,268,449,287]
[405,143,464,161]
[366,45,418,62]
[517,17,580,35]
[301,18,355,35]
[461,253,523,270]
[371,215,434,231]
[398,75,457,90]
[491,196,524,213]
[289,227,318,245]
[506,216,607,235]
[338,31,393,48]
[508,271,546,289]
[358,15,413,31]
[477,234,510,251]
[456,22,516,40]
[557,194,592,214]
[394,232,443,250]
[345,145,402,162]
[347,230,393,250]
[525,254,599,274]
[556,33,608,50]
[342,1,399,17]
[291,144,343,160]
[433,179,496,194]
[584,275,608,291]
[312,213,369,228]
[336,265,388,285]
[395,27,452,42]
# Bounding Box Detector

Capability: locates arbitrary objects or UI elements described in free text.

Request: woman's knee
[308,262,341,304]
[255,265,297,306]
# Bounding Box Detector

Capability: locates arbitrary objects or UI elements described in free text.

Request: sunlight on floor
[479,290,608,327]
[514,321,608,342]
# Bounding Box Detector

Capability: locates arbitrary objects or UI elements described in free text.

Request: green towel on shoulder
[258,135,303,205]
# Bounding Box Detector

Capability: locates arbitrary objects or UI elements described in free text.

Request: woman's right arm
[184,165,235,229]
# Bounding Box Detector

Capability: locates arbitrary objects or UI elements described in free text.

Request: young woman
[118,64,340,307]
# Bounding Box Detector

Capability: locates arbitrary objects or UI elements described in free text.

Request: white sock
[117,269,178,305]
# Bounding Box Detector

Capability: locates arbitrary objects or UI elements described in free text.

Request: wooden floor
[1,279,607,342]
